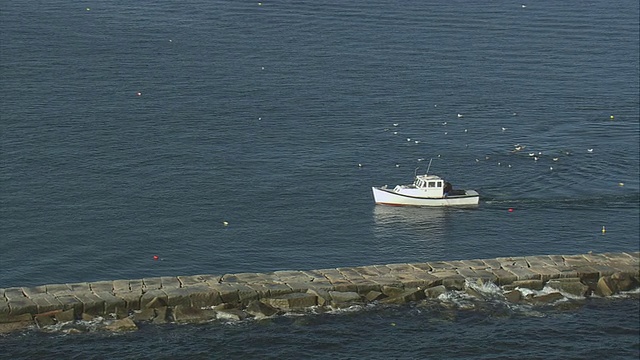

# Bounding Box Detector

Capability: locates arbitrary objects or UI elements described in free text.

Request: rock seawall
[1,252,638,333]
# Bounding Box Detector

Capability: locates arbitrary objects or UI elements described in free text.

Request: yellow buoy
[610,115,614,120]
[601,226,606,234]
[618,182,624,186]
[223,221,229,226]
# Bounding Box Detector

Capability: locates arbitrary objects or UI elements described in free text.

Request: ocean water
[1,0,639,358]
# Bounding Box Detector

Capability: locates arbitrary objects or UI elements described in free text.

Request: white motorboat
[372,164,479,207]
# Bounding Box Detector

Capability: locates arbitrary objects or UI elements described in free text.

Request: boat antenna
[425,158,433,175]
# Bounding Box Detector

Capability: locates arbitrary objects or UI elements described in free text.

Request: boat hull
[372,187,479,207]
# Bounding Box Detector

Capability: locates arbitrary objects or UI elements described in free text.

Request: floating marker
[610,115,614,120]
[618,182,624,186]
[136,92,142,96]
[153,255,159,260]
[223,221,229,226]
[508,208,514,212]
[601,226,606,234]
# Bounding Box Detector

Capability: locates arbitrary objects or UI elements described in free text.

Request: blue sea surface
[1,0,639,358]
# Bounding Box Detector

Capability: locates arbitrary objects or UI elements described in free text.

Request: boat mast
[425,158,432,175]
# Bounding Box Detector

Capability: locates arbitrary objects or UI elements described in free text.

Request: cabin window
[428,181,436,187]
[437,182,442,187]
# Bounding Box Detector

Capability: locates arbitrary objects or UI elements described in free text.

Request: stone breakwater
[1,252,638,333]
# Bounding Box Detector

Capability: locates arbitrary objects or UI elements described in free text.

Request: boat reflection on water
[371,206,451,260]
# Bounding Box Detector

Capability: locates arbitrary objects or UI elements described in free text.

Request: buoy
[601,226,606,234]
[508,208,514,212]
[618,182,624,186]
[610,115,614,120]
[153,255,159,260]
[136,92,142,96]
[86,8,90,11]
[223,221,229,226]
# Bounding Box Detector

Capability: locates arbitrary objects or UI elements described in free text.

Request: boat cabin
[393,174,449,198]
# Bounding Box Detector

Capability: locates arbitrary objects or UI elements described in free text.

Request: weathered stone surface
[234,283,259,304]
[140,289,168,308]
[526,255,558,268]
[34,313,57,327]
[89,281,114,292]
[381,288,426,304]
[177,275,208,287]
[67,283,90,293]
[546,278,590,297]
[427,261,456,271]
[143,277,163,291]
[504,290,522,303]
[441,275,466,291]
[353,265,387,277]
[152,307,169,324]
[391,272,439,288]
[381,286,404,297]
[208,284,240,304]
[367,276,404,288]
[164,287,195,307]
[161,277,181,290]
[264,293,317,310]
[503,279,545,291]
[21,286,47,298]
[8,296,38,316]
[216,309,248,321]
[303,281,335,292]
[29,293,63,314]
[611,272,639,292]
[172,305,217,323]
[73,292,105,315]
[94,291,127,315]
[54,308,76,323]
[527,292,564,304]
[331,282,359,293]
[45,284,71,295]
[319,269,350,283]
[113,280,132,293]
[496,256,529,268]
[502,266,541,281]
[328,291,362,307]
[186,285,222,307]
[105,318,138,332]
[113,291,141,310]
[306,289,331,306]
[595,276,617,296]
[54,294,83,314]
[364,291,385,302]
[0,319,33,334]
[488,268,518,285]
[131,308,156,322]
[0,300,11,323]
[245,300,279,319]
[424,285,447,299]
[464,287,486,300]
[528,266,563,281]
[81,313,95,321]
